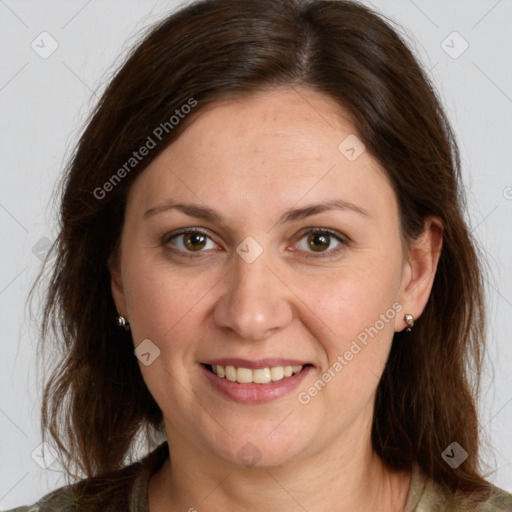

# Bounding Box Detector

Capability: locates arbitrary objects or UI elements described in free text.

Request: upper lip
[202,358,311,369]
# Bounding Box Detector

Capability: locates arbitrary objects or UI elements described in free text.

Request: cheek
[124,262,208,345]
[306,260,402,345]
[294,276,400,422]
[123,241,403,351]
[122,257,215,417]
[300,256,403,401]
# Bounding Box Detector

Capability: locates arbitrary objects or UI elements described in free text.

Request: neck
[149,420,411,512]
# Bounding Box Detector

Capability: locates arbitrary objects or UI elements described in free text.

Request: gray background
[1,0,511,508]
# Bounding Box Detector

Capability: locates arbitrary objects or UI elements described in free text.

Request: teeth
[209,364,304,384]
[253,367,272,384]
[225,365,237,382]
[270,366,284,381]
[237,367,253,383]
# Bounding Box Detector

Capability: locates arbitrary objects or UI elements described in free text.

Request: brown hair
[35,0,492,501]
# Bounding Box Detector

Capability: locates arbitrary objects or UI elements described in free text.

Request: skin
[110,87,443,512]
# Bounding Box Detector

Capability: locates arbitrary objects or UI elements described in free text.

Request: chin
[202,423,312,469]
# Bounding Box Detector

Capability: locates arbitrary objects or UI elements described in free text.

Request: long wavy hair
[33,0,492,502]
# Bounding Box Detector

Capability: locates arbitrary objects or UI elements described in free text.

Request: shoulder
[415,472,512,511]
[2,467,137,512]
[4,441,169,512]
[3,486,88,512]
[432,486,512,511]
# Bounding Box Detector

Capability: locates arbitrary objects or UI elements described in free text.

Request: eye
[294,228,347,258]
[162,227,347,259]
[164,228,218,256]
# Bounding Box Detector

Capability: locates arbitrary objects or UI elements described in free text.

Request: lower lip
[200,364,313,404]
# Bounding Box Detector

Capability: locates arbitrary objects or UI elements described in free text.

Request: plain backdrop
[1,0,511,508]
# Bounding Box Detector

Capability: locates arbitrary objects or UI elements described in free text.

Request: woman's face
[111,88,437,468]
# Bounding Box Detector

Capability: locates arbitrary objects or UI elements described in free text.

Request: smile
[206,364,303,384]
[201,360,313,403]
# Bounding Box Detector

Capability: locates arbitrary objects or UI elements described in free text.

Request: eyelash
[161,227,348,260]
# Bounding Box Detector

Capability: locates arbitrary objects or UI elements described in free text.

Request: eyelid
[291,227,348,259]
[294,226,348,242]
[162,227,219,255]
[162,226,348,258]
[162,226,212,244]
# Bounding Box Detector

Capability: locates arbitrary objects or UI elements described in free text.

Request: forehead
[174,88,360,168]
[126,87,397,226]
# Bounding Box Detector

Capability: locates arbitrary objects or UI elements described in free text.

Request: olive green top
[6,442,512,511]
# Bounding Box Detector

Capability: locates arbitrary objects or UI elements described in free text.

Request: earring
[404,313,415,332]
[117,315,130,331]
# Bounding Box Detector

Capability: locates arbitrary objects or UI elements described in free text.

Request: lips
[201,361,313,403]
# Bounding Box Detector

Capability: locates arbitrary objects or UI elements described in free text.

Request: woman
[8,0,512,510]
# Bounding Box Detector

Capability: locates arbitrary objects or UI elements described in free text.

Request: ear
[108,251,127,318]
[395,216,443,332]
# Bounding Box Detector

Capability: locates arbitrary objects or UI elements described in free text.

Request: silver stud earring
[404,313,415,332]
[117,315,130,331]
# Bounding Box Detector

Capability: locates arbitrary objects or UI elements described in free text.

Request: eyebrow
[143,199,369,224]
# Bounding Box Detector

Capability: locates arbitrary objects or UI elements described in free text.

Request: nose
[213,250,294,342]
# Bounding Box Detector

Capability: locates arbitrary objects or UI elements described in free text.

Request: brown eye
[307,232,331,252]
[165,229,217,256]
[295,229,347,258]
[182,232,207,251]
